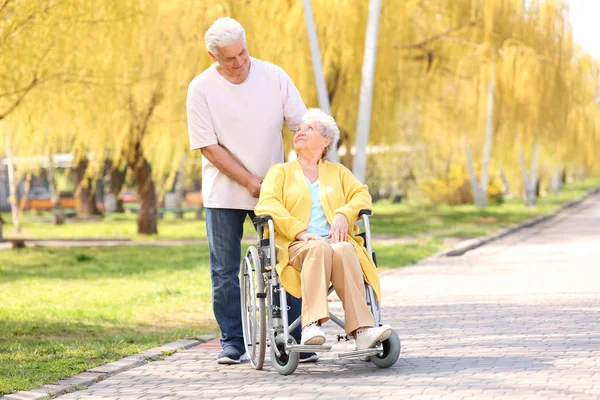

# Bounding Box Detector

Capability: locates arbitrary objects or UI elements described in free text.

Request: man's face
[209,38,250,78]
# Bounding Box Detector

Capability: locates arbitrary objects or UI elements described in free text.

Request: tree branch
[70,13,140,24]
[0,0,11,13]
[0,71,64,98]
[138,89,161,138]
[62,72,163,87]
[1,3,56,49]
[397,20,477,50]
[440,36,481,49]
[0,74,38,121]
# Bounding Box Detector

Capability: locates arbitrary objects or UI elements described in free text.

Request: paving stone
[57,372,107,388]
[13,193,600,399]
[2,393,50,400]
[87,356,147,374]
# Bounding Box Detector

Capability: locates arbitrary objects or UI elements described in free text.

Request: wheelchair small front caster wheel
[371,330,400,368]
[271,335,299,375]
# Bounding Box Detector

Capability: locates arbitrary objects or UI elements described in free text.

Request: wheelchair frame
[240,210,400,375]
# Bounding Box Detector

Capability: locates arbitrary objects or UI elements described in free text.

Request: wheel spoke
[240,247,266,369]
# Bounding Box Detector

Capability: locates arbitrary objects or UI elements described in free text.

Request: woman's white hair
[302,108,340,159]
[204,17,246,56]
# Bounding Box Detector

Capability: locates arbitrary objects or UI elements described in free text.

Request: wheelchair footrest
[337,345,383,359]
[288,344,332,353]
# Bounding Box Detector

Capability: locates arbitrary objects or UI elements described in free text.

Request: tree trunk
[47,151,65,224]
[551,168,563,194]
[0,210,4,240]
[132,156,158,235]
[302,0,337,162]
[5,134,20,232]
[465,56,496,208]
[499,167,510,196]
[466,145,487,207]
[531,142,540,203]
[173,153,186,219]
[106,163,127,213]
[479,55,497,207]
[0,166,3,239]
[73,159,101,216]
[352,0,382,183]
[519,140,539,207]
[124,88,161,234]
[337,128,353,170]
[19,173,33,222]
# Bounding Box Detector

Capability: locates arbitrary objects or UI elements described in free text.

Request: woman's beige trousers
[288,240,374,335]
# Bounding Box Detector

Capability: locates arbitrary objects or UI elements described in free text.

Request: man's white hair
[204,17,246,56]
[302,108,340,159]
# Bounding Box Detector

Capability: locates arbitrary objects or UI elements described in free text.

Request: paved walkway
[52,195,600,399]
[0,235,433,251]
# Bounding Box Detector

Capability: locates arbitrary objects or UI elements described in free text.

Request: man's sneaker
[300,322,326,345]
[217,346,248,364]
[355,325,393,350]
[299,352,319,363]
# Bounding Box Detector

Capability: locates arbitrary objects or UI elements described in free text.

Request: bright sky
[566,0,600,60]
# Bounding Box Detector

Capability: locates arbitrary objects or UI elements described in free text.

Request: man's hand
[329,213,349,243]
[296,231,325,242]
[201,145,264,197]
[245,176,263,198]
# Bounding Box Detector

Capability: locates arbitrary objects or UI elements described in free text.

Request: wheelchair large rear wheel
[270,334,299,375]
[241,246,266,369]
[371,330,400,368]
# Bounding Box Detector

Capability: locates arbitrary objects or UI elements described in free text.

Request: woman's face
[293,122,331,157]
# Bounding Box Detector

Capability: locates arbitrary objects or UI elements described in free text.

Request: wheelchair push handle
[253,215,272,226]
[255,211,371,225]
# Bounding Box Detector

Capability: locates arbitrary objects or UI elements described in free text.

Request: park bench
[0,239,26,249]
[126,205,204,220]
[19,197,78,217]
[123,192,204,219]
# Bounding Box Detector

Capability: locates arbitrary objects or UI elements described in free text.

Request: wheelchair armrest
[358,209,372,218]
[253,214,272,226]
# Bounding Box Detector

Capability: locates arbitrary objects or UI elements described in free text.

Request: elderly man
[186,17,315,364]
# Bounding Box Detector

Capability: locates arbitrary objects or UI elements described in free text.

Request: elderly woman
[255,108,392,350]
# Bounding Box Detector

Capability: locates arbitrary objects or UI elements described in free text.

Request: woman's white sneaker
[355,325,393,350]
[300,322,326,345]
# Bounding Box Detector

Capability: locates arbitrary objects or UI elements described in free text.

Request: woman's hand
[296,231,325,242]
[329,213,349,243]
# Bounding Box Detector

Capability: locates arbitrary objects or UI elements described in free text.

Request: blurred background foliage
[0,0,598,232]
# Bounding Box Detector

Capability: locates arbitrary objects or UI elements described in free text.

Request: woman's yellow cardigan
[254,159,381,300]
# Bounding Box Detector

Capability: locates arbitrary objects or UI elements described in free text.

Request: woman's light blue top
[305,177,331,240]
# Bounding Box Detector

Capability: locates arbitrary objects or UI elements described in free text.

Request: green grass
[0,246,217,395]
[3,179,598,242]
[0,212,218,241]
[369,179,600,239]
[0,240,432,395]
[0,241,437,395]
[0,179,598,394]
[373,238,445,269]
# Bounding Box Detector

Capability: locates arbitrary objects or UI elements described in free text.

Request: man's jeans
[206,208,302,353]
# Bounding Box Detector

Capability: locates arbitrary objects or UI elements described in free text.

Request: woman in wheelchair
[255,108,393,351]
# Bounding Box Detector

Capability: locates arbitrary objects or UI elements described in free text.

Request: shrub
[422,164,503,205]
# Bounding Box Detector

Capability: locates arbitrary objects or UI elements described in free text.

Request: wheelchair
[240,209,401,375]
